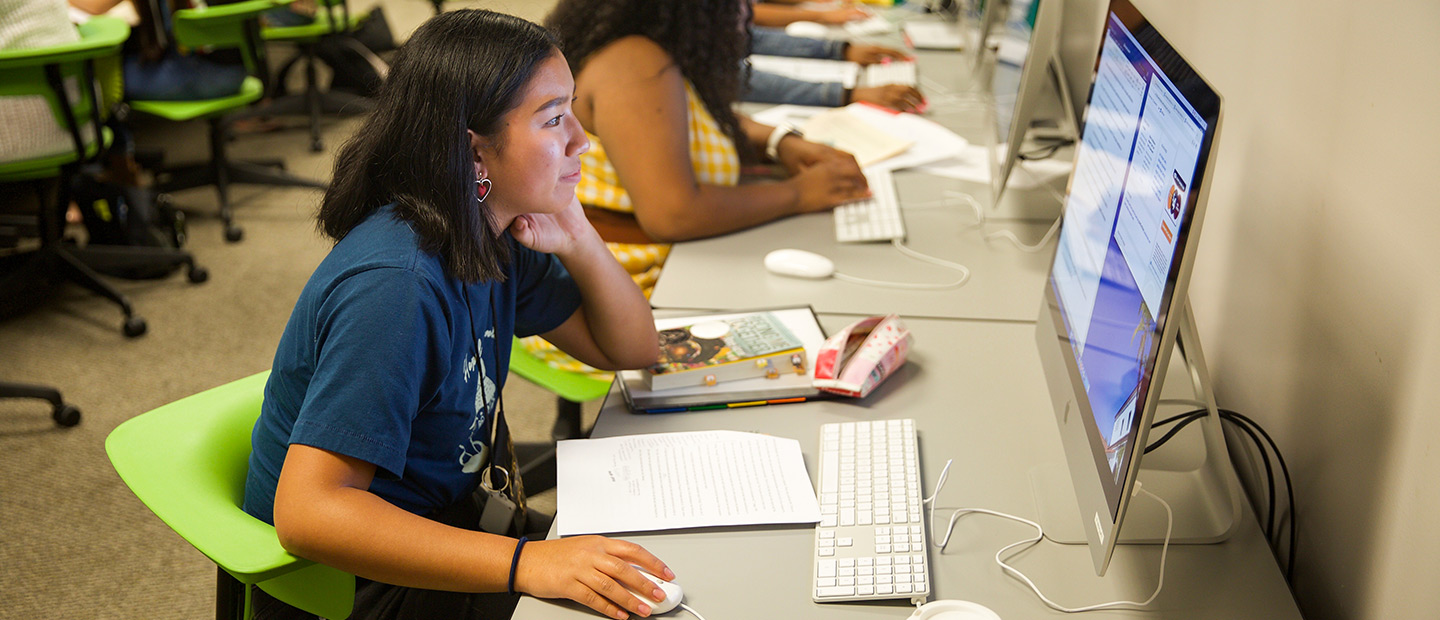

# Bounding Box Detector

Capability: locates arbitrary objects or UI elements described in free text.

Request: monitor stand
[1030,301,1244,545]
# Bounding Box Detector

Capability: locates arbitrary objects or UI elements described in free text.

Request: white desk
[647,171,1055,322]
[512,317,1302,619]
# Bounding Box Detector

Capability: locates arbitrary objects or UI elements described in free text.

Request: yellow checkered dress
[519,81,741,376]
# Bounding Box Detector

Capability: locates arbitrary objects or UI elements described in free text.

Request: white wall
[1058,1,1440,617]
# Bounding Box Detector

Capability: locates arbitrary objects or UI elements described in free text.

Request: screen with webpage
[1050,12,1207,492]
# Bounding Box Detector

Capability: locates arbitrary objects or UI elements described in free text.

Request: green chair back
[106,371,355,620]
[127,0,285,121]
[0,17,127,181]
[508,337,614,404]
[262,0,366,43]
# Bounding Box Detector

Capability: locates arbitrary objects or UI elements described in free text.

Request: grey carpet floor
[0,3,582,617]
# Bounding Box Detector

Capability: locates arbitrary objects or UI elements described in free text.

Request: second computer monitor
[1034,0,1224,575]
[988,0,1063,204]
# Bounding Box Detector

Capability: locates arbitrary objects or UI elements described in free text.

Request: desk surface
[513,317,1302,620]
[646,176,1054,321]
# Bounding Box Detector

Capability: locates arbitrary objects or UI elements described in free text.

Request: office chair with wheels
[106,372,355,620]
[259,0,378,152]
[0,381,81,427]
[129,0,327,243]
[508,337,613,493]
[0,16,205,338]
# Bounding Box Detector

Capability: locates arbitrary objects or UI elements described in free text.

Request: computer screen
[987,0,1063,203]
[1034,0,1222,574]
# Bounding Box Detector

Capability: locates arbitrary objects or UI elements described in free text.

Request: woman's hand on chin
[508,197,595,256]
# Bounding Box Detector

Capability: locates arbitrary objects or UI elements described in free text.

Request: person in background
[753,0,869,27]
[70,0,246,100]
[242,10,666,620]
[745,25,925,112]
[523,0,870,377]
[0,0,84,164]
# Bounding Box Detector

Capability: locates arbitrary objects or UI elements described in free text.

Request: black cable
[1142,410,1205,454]
[1143,406,1297,584]
[1017,138,1075,161]
[1151,408,1202,429]
[1222,410,1297,582]
[1221,415,1275,542]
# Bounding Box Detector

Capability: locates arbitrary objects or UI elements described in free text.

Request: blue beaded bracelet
[507,536,529,596]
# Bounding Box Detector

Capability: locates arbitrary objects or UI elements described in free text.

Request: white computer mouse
[785,20,830,39]
[764,248,836,279]
[625,568,684,615]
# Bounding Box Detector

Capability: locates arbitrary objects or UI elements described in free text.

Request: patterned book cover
[644,312,804,389]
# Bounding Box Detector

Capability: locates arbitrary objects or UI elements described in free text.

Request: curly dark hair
[545,0,752,153]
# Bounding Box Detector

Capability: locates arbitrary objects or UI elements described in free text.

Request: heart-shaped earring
[476,177,492,203]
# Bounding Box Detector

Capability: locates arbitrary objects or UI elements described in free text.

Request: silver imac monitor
[1033,0,1228,575]
[988,0,1066,204]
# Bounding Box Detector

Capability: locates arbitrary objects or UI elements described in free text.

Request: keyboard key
[817,586,856,598]
[818,560,837,578]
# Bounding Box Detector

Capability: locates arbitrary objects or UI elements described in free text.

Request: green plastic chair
[0,16,202,338]
[508,337,613,491]
[259,0,376,152]
[129,0,326,243]
[106,371,355,620]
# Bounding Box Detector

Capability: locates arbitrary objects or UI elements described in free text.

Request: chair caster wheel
[225,226,244,243]
[310,139,324,152]
[188,265,209,284]
[53,404,81,427]
[124,316,148,338]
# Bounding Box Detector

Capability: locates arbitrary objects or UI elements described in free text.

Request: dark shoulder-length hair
[318,9,559,283]
[545,0,750,152]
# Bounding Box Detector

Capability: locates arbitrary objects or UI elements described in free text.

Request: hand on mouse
[513,535,673,620]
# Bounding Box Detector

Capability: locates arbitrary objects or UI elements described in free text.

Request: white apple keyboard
[813,419,931,605]
[834,168,905,243]
[845,14,895,36]
[859,60,919,88]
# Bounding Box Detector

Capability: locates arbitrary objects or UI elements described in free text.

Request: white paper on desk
[915,143,991,183]
[748,55,860,89]
[556,431,821,536]
[801,108,914,168]
[750,104,830,130]
[904,21,965,50]
[842,103,970,172]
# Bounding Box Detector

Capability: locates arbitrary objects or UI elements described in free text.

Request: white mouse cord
[832,271,965,290]
[833,240,970,289]
[885,238,971,286]
[677,602,708,620]
[982,215,1061,253]
[932,483,1174,613]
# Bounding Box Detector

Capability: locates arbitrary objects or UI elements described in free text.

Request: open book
[619,306,826,413]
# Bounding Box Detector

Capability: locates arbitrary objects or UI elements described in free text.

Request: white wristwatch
[765,125,804,161]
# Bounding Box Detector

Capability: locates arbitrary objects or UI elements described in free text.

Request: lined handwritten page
[557,431,821,536]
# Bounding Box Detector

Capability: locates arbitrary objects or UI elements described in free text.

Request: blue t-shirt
[243,206,582,523]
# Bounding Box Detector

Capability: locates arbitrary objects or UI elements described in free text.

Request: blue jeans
[744,26,850,107]
[123,53,248,101]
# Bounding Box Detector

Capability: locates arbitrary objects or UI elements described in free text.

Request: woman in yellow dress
[526,0,871,374]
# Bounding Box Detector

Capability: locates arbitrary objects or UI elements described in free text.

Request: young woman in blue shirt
[243,10,668,620]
